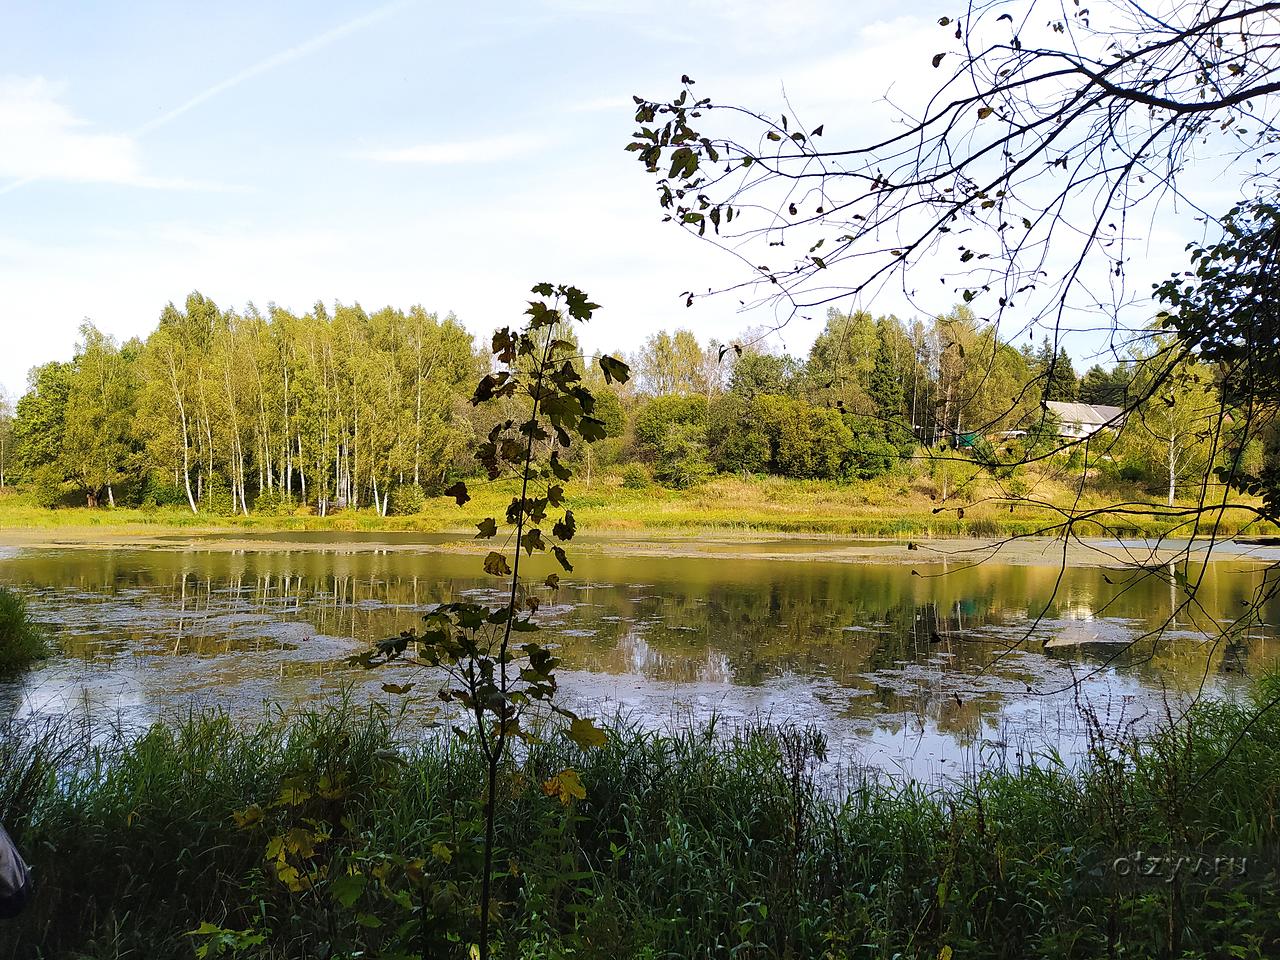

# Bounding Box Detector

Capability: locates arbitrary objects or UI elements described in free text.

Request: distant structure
[1045,401,1126,439]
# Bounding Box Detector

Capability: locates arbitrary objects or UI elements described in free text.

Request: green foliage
[0,586,50,673]
[631,394,708,458]
[1079,363,1131,406]
[1157,200,1280,520]
[708,394,770,474]
[348,284,622,959]
[10,679,1280,959]
[652,422,713,488]
[1039,340,1080,402]
[385,483,425,516]
[845,429,899,480]
[248,488,296,517]
[619,463,651,489]
[635,328,705,394]
[728,351,799,398]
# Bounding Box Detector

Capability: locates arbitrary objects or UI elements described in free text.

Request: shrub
[137,474,190,510]
[844,431,898,481]
[0,587,50,673]
[631,395,708,459]
[387,484,426,516]
[620,464,651,489]
[709,395,769,474]
[251,489,296,516]
[653,423,713,489]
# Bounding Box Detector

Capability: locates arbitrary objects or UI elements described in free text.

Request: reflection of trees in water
[7,548,1278,709]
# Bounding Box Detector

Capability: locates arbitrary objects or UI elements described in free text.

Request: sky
[0,0,1220,399]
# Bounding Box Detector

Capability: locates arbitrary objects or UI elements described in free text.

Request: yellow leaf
[470,946,481,960]
[431,842,453,863]
[567,716,607,750]
[483,551,512,577]
[939,947,953,960]
[976,106,994,119]
[542,768,586,806]
[232,804,264,830]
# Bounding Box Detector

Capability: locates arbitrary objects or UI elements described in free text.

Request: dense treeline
[7,293,481,514]
[0,292,1253,512]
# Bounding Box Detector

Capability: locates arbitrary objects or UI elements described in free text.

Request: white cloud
[0,76,245,194]
[0,77,143,185]
[360,135,545,165]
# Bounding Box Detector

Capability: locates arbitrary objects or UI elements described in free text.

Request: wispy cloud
[134,0,412,137]
[0,77,141,185]
[0,1,410,196]
[360,134,544,165]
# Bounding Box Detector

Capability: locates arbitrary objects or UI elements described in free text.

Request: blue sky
[0,0,1213,398]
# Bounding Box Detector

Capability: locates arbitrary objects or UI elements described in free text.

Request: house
[1044,401,1126,439]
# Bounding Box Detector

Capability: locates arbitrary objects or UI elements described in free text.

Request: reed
[2,681,1279,958]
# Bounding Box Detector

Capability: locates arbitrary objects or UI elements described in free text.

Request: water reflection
[0,542,1276,779]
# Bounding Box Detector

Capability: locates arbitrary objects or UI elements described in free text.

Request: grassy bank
[0,474,1273,539]
[3,683,1280,959]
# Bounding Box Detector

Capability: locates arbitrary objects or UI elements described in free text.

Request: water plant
[0,586,49,673]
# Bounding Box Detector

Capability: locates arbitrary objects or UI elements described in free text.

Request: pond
[1,532,1277,779]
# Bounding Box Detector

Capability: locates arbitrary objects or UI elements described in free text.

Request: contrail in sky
[133,0,412,137]
[0,0,411,196]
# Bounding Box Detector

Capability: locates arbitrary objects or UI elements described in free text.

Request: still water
[1,534,1277,779]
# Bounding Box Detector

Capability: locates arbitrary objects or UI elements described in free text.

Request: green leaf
[550,452,572,481]
[579,416,607,443]
[475,517,497,538]
[330,873,366,908]
[552,510,576,542]
[598,355,630,385]
[544,573,561,589]
[444,481,470,506]
[551,546,573,572]
[520,528,546,555]
[484,552,512,577]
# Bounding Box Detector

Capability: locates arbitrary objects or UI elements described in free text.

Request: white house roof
[1045,401,1126,427]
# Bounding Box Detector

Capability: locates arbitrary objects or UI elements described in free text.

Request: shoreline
[1,523,1276,567]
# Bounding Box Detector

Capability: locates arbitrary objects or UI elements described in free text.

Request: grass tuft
[3,683,1280,958]
[0,585,49,672]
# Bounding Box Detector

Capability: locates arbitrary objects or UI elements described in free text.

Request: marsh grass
[2,679,1280,958]
[0,473,1272,539]
[0,586,49,672]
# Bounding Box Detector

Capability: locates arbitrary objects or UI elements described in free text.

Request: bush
[0,587,50,672]
[844,431,898,481]
[653,423,713,488]
[711,394,857,480]
[137,474,190,510]
[631,395,708,459]
[619,464,650,489]
[709,395,770,474]
[251,489,296,516]
[387,484,426,516]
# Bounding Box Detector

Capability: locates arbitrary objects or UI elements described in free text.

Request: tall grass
[0,586,49,672]
[2,684,1280,958]
[0,474,1272,540]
